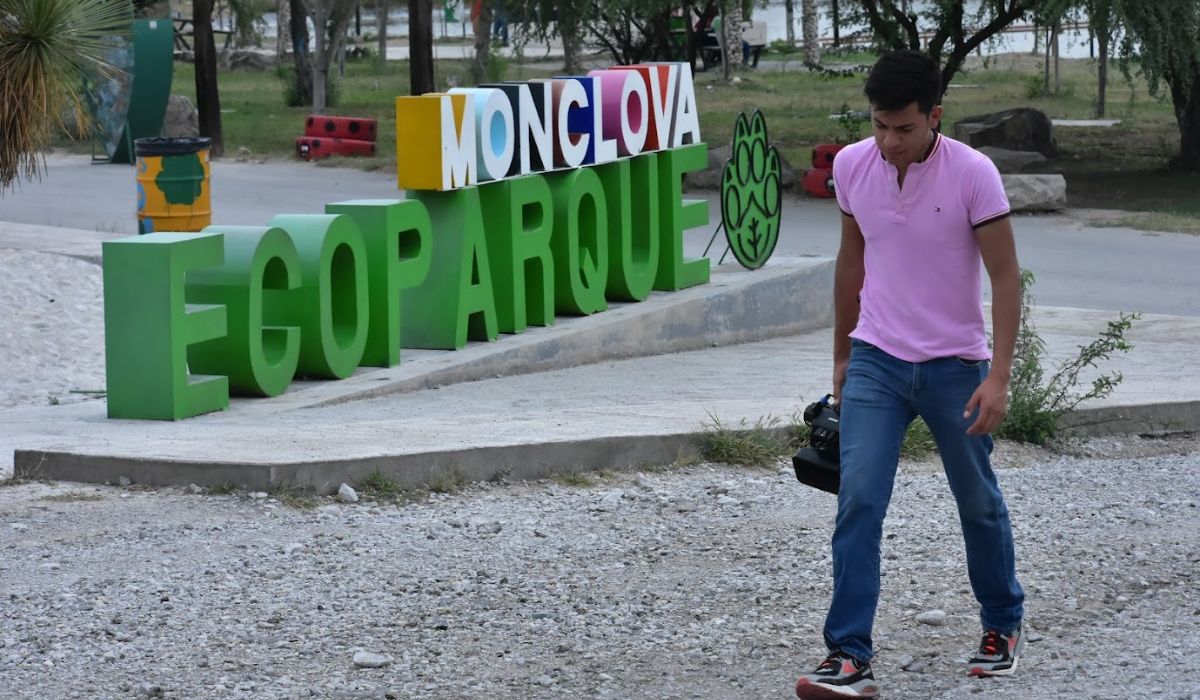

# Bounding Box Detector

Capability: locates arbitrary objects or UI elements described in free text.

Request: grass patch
[207,482,237,495]
[701,413,790,467]
[270,485,319,511]
[39,491,104,502]
[355,469,426,504]
[550,471,596,488]
[1091,211,1200,235]
[426,469,467,494]
[901,419,938,459]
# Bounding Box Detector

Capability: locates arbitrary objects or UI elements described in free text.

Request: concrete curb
[243,258,834,411]
[13,431,716,495]
[1058,400,1200,437]
[15,402,1196,494]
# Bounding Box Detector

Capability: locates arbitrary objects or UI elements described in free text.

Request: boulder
[160,95,199,138]
[1002,174,1066,212]
[684,144,796,191]
[976,146,1048,173]
[227,49,275,71]
[953,108,1058,157]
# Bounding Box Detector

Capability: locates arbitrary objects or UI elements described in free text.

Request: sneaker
[967,625,1025,677]
[795,650,880,698]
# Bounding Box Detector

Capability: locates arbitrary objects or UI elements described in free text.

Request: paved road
[2,153,1196,316]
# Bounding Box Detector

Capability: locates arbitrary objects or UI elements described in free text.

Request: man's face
[871,101,943,168]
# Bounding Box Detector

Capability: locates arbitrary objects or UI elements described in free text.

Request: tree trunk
[409,0,435,94]
[311,2,330,111]
[1052,20,1060,93]
[723,3,743,68]
[1096,21,1108,117]
[718,4,729,81]
[785,0,794,47]
[559,3,583,74]
[801,0,818,65]
[1170,71,1200,171]
[276,0,290,64]
[831,0,839,47]
[377,0,388,66]
[194,0,224,156]
[290,0,312,105]
[470,0,492,84]
[1043,23,1051,93]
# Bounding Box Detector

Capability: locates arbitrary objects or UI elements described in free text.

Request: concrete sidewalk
[7,297,1198,493]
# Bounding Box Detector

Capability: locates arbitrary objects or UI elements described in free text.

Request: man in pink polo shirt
[795,50,1025,699]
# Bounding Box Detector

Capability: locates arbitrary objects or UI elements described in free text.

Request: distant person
[793,49,1026,699]
[491,1,508,46]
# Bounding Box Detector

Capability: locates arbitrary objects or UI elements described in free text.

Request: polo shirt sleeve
[968,157,1010,229]
[832,151,853,217]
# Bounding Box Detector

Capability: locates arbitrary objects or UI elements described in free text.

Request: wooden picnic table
[172,18,234,53]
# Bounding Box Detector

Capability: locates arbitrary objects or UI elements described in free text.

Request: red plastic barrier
[802,168,835,198]
[304,115,378,142]
[811,143,845,169]
[295,137,376,161]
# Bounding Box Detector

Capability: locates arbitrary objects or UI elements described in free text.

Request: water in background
[249,1,1108,60]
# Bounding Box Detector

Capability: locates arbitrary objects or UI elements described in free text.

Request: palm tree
[0,0,133,192]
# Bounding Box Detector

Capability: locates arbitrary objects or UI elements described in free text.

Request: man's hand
[964,374,1009,435]
[832,358,849,405]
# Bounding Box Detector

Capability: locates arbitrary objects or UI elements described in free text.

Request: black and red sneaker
[967,625,1025,677]
[795,650,880,698]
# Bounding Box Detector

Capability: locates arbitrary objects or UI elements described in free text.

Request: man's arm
[832,213,865,403]
[965,216,1020,434]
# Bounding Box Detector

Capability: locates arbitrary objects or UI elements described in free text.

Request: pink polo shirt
[833,133,1010,363]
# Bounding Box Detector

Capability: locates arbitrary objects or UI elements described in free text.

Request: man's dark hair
[864,50,942,115]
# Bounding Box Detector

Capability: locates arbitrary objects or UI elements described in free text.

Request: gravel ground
[1,435,1198,700]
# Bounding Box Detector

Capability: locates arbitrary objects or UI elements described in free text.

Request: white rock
[915,609,946,626]
[9,523,28,532]
[594,490,624,512]
[352,651,392,668]
[337,484,359,503]
[117,476,131,487]
[716,496,739,506]
[1002,174,1066,212]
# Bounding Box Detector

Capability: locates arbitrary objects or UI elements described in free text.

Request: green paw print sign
[721,110,781,269]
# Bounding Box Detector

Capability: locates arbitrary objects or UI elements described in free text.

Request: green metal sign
[720,110,782,270]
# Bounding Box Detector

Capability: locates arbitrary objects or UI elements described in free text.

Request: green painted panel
[111,18,175,164]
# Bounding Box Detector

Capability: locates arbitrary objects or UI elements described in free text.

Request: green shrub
[998,271,1139,444]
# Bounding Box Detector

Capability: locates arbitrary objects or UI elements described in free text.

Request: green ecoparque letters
[103,146,711,420]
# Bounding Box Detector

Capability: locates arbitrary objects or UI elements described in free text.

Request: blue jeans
[823,339,1024,662]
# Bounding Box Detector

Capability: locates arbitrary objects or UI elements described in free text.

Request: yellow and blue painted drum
[135,137,212,234]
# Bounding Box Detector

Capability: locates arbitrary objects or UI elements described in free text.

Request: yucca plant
[0,0,133,192]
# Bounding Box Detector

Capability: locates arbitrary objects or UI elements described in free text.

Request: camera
[792,394,841,494]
